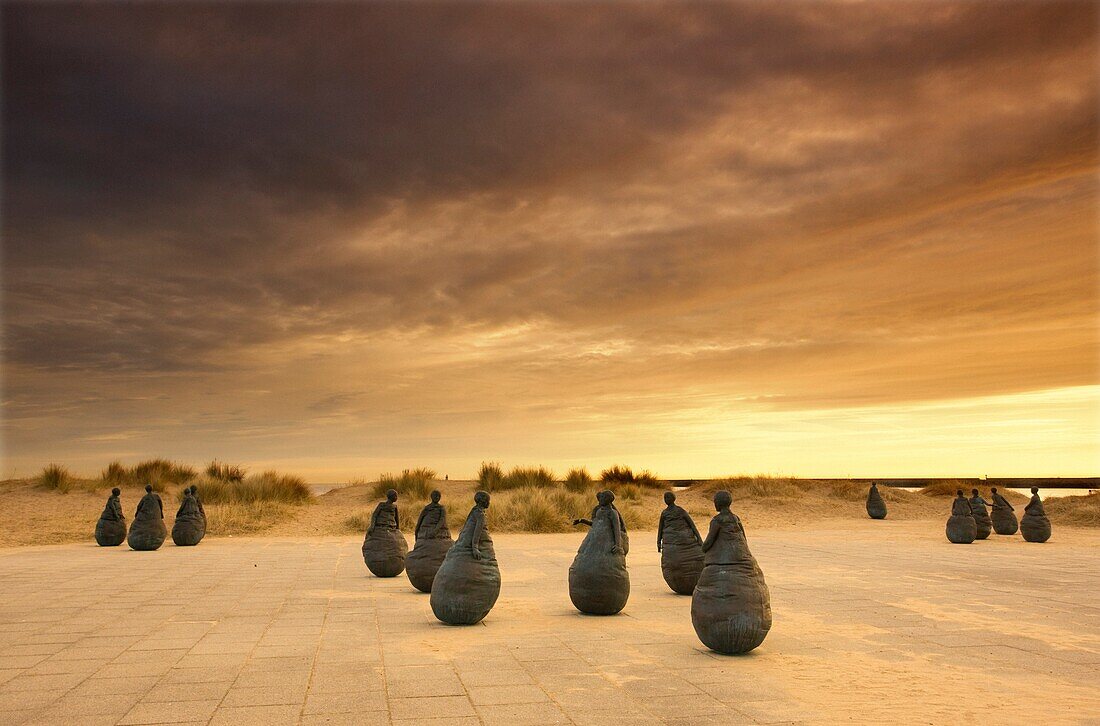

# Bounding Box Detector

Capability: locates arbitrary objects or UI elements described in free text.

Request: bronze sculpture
[127,484,167,551]
[946,489,977,544]
[657,491,703,595]
[1020,487,1052,543]
[430,491,500,624]
[94,487,127,546]
[968,489,992,540]
[362,489,408,576]
[568,490,630,615]
[989,487,1018,535]
[406,490,454,593]
[866,482,887,520]
[171,487,204,546]
[691,490,771,654]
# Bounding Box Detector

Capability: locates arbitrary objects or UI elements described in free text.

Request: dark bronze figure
[968,489,993,540]
[191,486,207,542]
[406,490,454,593]
[171,487,204,546]
[989,487,1018,535]
[657,491,703,595]
[1020,487,1052,543]
[691,490,771,654]
[568,490,630,615]
[94,487,127,546]
[362,489,408,576]
[431,491,500,624]
[866,482,887,520]
[946,489,977,544]
[127,484,167,551]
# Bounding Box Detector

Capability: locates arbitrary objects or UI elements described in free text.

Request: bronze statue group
[93,484,207,551]
[92,479,1053,658]
[360,487,772,656]
[865,482,1053,544]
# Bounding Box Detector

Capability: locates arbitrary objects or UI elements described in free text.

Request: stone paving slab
[1,522,1099,724]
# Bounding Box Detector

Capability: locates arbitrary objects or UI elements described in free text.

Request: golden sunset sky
[2,2,1097,480]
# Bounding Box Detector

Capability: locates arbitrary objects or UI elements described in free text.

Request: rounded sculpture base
[406,538,453,593]
[946,515,976,544]
[992,511,1019,536]
[1020,516,1051,543]
[95,520,127,547]
[362,529,408,577]
[430,551,500,625]
[691,563,771,655]
[568,553,629,615]
[128,522,167,551]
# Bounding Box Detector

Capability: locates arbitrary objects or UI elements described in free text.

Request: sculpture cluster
[360,487,769,655]
[96,485,208,551]
[945,487,1050,544]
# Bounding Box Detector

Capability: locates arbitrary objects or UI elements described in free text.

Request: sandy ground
[0,521,1097,725]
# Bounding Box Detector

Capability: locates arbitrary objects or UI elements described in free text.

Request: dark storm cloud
[1,2,1097,474]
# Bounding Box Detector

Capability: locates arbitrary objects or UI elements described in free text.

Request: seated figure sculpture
[691,490,772,654]
[362,489,408,577]
[405,490,454,593]
[430,491,501,624]
[171,487,204,546]
[94,487,127,546]
[127,484,167,551]
[568,490,630,615]
[657,491,704,595]
[866,482,887,520]
[989,487,1019,535]
[946,489,977,544]
[1020,487,1052,543]
[968,488,993,540]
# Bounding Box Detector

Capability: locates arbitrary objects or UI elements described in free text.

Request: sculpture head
[991,487,998,494]
[111,487,121,496]
[714,490,732,511]
[430,490,441,503]
[145,484,152,493]
[971,488,979,496]
[1031,486,1038,494]
[474,490,490,509]
[386,489,398,503]
[664,491,676,506]
[597,490,614,506]
[956,489,963,497]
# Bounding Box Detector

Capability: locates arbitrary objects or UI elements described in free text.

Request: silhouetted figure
[362,489,408,576]
[866,482,887,520]
[968,489,993,540]
[657,491,703,595]
[990,487,1018,535]
[431,491,500,624]
[569,490,630,615]
[95,487,127,546]
[128,484,167,551]
[172,487,204,546]
[691,490,771,654]
[608,493,630,555]
[946,489,977,544]
[1020,487,1052,543]
[406,490,454,593]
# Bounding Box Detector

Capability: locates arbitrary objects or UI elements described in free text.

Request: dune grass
[187,471,313,504]
[478,463,556,491]
[99,459,196,491]
[371,468,436,499]
[564,467,593,493]
[37,464,75,492]
[206,460,246,483]
[477,462,505,491]
[1044,492,1100,527]
[600,465,663,488]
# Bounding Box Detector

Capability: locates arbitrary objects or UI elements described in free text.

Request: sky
[2,2,1098,481]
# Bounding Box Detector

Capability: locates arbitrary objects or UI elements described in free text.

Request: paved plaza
[0,522,1098,725]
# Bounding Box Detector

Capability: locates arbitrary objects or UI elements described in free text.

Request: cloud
[1,1,1097,475]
